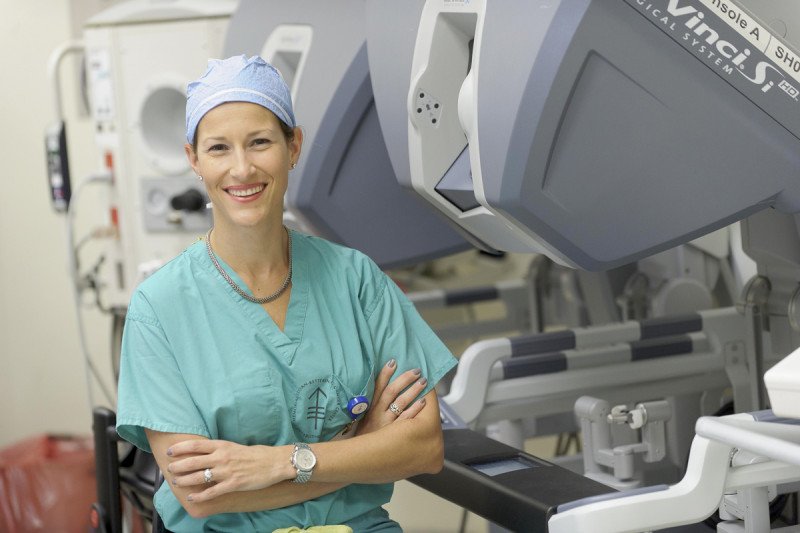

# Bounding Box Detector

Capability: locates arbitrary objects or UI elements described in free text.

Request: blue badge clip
[347,396,369,420]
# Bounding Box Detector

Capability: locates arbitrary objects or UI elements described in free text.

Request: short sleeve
[364,263,457,397]
[116,291,210,452]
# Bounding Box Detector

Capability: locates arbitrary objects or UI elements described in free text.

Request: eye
[207,144,228,153]
[252,138,272,147]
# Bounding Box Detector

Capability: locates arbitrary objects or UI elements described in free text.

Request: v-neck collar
[201,229,308,363]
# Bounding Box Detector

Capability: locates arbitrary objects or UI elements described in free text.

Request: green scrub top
[116,231,458,532]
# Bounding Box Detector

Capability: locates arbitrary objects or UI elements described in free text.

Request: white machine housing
[765,348,800,418]
[83,0,236,306]
[407,0,556,256]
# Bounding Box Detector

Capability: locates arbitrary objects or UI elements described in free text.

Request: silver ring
[203,468,213,484]
[389,402,403,416]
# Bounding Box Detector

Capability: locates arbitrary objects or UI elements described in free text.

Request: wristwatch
[290,442,317,483]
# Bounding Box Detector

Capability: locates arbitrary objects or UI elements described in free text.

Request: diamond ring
[203,468,213,484]
[389,402,403,416]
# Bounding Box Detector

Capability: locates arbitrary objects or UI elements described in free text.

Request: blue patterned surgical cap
[185,55,295,144]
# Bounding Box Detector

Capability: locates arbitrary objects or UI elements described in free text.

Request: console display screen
[470,456,540,477]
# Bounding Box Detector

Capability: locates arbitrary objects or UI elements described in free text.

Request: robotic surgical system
[363,0,800,532]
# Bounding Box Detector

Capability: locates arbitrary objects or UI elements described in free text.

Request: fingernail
[412,368,421,376]
[419,398,426,407]
[187,495,193,502]
[418,378,428,388]
[166,448,173,456]
[387,358,396,368]
[172,478,178,486]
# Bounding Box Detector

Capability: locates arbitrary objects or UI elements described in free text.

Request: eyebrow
[202,129,277,143]
[247,129,277,137]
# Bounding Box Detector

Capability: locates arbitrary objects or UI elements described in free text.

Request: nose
[229,146,253,180]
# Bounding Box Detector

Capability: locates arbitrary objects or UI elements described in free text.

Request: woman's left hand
[355,359,428,437]
[166,439,294,502]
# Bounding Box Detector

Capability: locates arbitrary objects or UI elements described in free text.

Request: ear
[289,127,303,165]
[185,143,200,176]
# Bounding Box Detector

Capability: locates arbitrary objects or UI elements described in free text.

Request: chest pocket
[229,367,283,445]
[290,358,375,443]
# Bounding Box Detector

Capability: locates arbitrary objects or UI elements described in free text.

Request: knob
[170,189,205,212]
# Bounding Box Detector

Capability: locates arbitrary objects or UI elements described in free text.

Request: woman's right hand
[355,358,429,436]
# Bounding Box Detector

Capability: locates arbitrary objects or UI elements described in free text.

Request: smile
[225,184,266,198]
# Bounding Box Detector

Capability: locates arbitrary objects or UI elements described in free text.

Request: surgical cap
[185,55,296,144]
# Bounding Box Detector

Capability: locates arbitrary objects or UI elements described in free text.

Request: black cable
[555,433,566,456]
[86,255,111,314]
[458,508,468,533]
[555,431,581,456]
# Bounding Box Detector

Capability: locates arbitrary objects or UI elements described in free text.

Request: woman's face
[185,102,302,231]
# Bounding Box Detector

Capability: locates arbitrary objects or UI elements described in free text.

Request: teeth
[228,185,265,197]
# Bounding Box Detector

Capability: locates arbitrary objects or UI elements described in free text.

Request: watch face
[295,448,316,470]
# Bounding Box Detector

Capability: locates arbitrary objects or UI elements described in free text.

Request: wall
[0,0,116,447]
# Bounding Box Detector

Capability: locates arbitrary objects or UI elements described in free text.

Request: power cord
[65,172,116,412]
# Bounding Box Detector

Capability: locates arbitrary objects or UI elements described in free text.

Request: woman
[116,55,457,532]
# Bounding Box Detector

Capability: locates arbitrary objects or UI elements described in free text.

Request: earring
[291,161,297,170]
[197,175,204,181]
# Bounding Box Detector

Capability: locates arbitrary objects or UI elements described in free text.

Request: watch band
[294,467,313,483]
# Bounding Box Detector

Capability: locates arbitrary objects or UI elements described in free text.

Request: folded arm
[312,388,443,483]
[146,429,347,518]
[145,364,444,518]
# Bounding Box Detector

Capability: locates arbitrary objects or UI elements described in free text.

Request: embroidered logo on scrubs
[291,376,348,441]
[307,387,327,429]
